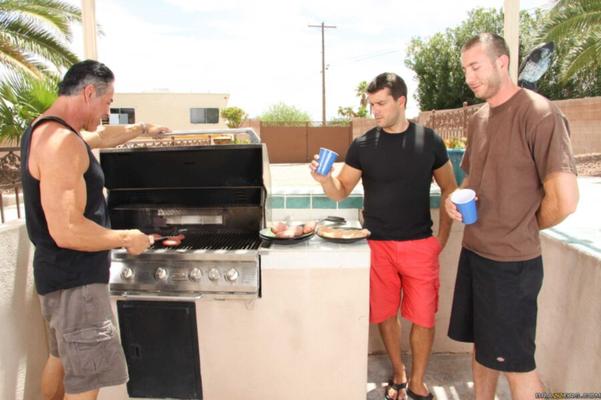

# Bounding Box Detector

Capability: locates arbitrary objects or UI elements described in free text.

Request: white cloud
[64,0,551,121]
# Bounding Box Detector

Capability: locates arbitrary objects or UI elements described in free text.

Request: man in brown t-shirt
[445,33,579,399]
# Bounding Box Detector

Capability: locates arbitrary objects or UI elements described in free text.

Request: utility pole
[309,22,336,125]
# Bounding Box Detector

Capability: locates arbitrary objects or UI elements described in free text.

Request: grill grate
[152,232,262,251]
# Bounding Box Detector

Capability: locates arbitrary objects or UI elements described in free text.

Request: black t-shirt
[345,123,448,241]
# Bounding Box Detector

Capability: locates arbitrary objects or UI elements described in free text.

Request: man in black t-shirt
[310,73,457,400]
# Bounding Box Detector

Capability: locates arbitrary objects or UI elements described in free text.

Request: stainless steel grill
[101,129,270,300]
[150,232,263,251]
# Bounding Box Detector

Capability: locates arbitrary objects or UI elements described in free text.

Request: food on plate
[271,221,288,234]
[303,221,316,234]
[267,220,316,239]
[275,225,303,238]
[318,226,370,239]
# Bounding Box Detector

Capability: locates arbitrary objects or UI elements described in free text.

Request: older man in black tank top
[21,60,169,400]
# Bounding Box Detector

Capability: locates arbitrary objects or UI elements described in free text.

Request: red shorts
[368,237,441,328]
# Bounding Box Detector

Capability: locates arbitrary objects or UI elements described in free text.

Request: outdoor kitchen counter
[260,235,370,269]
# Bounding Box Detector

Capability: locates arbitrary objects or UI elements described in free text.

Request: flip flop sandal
[407,388,434,400]
[385,380,408,400]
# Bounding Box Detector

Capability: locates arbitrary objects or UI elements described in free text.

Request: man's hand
[142,123,171,139]
[309,153,331,184]
[124,230,153,255]
[445,190,464,223]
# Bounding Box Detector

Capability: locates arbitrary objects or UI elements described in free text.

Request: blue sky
[65,0,553,121]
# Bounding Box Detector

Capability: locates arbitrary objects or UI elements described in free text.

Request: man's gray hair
[58,60,114,96]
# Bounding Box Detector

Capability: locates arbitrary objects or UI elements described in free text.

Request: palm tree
[0,72,57,144]
[0,0,81,77]
[355,81,368,109]
[541,0,601,81]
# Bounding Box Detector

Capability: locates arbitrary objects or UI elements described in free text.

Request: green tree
[0,0,81,77]
[259,102,311,124]
[541,0,601,82]
[0,73,58,144]
[220,106,247,128]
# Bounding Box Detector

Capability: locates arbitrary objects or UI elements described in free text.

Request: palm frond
[2,16,78,67]
[561,37,601,82]
[545,11,601,41]
[0,0,81,75]
[0,72,58,143]
[539,0,601,81]
[0,0,81,40]
[0,35,42,76]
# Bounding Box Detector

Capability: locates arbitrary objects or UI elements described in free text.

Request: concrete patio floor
[367,353,512,399]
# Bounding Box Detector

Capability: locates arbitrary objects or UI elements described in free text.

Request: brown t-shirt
[461,89,576,261]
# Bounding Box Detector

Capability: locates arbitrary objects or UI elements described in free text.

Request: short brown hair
[462,32,510,62]
[367,72,407,102]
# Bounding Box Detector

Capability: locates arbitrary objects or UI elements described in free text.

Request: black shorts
[447,248,543,372]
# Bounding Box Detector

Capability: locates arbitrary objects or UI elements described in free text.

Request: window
[108,108,136,124]
[190,108,219,124]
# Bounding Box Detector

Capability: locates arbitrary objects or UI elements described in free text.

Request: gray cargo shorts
[39,283,128,394]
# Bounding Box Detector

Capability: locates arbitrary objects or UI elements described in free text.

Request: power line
[308,22,336,124]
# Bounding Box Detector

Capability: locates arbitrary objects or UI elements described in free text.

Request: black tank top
[20,116,111,295]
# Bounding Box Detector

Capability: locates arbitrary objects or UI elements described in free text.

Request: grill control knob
[154,267,168,281]
[189,268,202,281]
[208,268,220,281]
[225,268,239,282]
[121,267,134,280]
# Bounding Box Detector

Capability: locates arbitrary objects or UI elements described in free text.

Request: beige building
[109,92,230,130]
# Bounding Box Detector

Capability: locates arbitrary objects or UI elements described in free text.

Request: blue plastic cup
[316,147,338,176]
[451,189,478,225]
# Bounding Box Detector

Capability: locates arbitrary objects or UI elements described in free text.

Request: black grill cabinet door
[117,300,202,399]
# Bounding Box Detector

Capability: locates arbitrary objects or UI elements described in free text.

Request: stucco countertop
[259,226,370,270]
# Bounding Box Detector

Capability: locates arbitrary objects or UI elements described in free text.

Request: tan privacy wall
[415,96,601,155]
[553,97,601,155]
[536,235,601,391]
[0,222,47,400]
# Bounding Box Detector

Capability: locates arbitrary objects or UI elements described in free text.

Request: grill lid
[100,144,264,190]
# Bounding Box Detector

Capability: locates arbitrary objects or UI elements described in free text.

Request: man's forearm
[321,176,350,201]
[537,197,570,230]
[537,172,579,230]
[437,189,454,246]
[49,213,134,252]
[87,123,145,148]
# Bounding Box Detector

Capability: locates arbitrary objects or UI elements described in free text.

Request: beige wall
[0,221,47,400]
[112,92,230,130]
[413,97,601,155]
[352,117,377,139]
[537,235,601,391]
[553,97,601,155]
